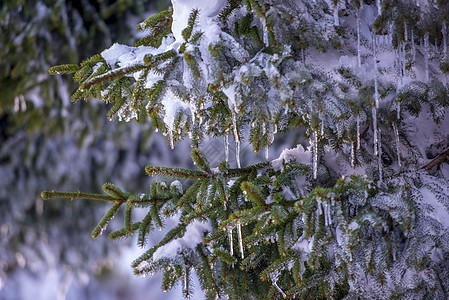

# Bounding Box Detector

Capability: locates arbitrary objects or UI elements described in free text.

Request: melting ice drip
[237,222,244,259]
[351,141,355,168]
[356,115,361,150]
[232,112,241,168]
[312,130,318,179]
[373,33,379,157]
[393,122,401,167]
[228,226,233,256]
[228,223,244,259]
[378,127,383,183]
[224,134,229,163]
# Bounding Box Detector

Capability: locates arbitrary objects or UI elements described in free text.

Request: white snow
[101,43,133,67]
[171,0,226,42]
[152,221,211,261]
[271,144,311,171]
[170,180,183,194]
[292,236,314,254]
[161,90,191,132]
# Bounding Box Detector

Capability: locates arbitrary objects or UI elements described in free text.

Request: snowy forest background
[2,0,449,299]
[0,0,194,299]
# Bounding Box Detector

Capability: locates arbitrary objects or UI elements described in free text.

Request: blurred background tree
[0,1,205,299]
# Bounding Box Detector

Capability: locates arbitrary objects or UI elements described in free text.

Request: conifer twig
[41,190,123,203]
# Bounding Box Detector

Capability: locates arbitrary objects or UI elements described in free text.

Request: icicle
[232,112,241,168]
[322,203,328,226]
[357,2,362,67]
[320,112,324,136]
[228,227,234,256]
[376,0,381,16]
[351,141,355,168]
[333,1,339,26]
[236,141,241,168]
[237,222,244,259]
[397,100,401,120]
[411,28,416,62]
[316,200,322,215]
[373,33,379,108]
[183,267,190,297]
[424,33,429,82]
[232,112,239,142]
[273,123,278,134]
[312,130,318,179]
[356,115,361,150]
[373,32,379,156]
[325,203,332,225]
[401,42,406,80]
[190,106,196,125]
[372,107,378,156]
[14,97,20,112]
[169,130,174,150]
[261,18,269,47]
[378,127,383,183]
[224,134,229,163]
[323,203,328,226]
[265,146,269,160]
[393,122,401,168]
[443,22,447,58]
[199,102,204,126]
[272,280,287,298]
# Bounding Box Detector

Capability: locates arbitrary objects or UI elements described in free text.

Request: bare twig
[422,148,449,170]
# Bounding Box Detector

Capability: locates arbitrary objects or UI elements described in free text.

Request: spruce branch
[138,211,153,248]
[41,190,121,203]
[211,249,236,265]
[48,64,80,75]
[107,97,126,119]
[81,64,147,91]
[138,8,173,31]
[240,181,269,209]
[135,8,173,47]
[91,202,122,239]
[191,148,210,172]
[203,230,227,244]
[102,182,131,201]
[150,203,164,229]
[145,165,208,179]
[132,223,187,270]
[226,162,270,177]
[176,179,207,209]
[124,200,134,232]
[109,222,141,240]
[182,9,199,41]
[183,201,221,223]
[197,245,221,298]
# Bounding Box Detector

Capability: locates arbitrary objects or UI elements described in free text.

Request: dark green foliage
[91,202,122,239]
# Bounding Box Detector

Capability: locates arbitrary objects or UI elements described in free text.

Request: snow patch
[161,90,191,132]
[152,221,211,261]
[271,144,311,171]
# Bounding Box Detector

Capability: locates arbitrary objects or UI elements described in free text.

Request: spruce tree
[43,0,449,298]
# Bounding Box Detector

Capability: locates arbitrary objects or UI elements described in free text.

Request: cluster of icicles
[163,0,429,270]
